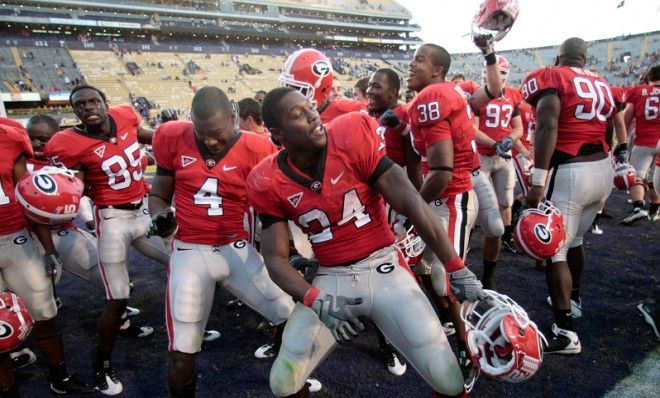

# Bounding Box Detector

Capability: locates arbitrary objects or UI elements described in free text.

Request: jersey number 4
[194,177,223,216]
[298,189,371,244]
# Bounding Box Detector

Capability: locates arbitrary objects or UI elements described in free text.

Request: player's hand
[289,254,319,274]
[493,137,513,159]
[379,109,401,129]
[613,143,628,164]
[473,33,495,56]
[150,211,177,238]
[44,253,64,284]
[525,185,544,209]
[449,267,486,302]
[310,292,365,342]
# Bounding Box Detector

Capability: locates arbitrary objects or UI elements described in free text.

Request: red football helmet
[514,201,566,260]
[482,55,510,85]
[472,0,520,42]
[0,292,34,353]
[280,49,334,107]
[15,167,84,225]
[613,162,637,190]
[461,290,545,383]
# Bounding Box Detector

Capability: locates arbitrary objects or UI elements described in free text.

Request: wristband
[532,168,548,187]
[444,256,465,273]
[303,287,320,307]
[484,52,496,65]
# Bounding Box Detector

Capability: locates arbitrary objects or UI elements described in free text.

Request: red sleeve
[115,105,141,127]
[152,124,176,171]
[623,86,638,104]
[0,117,26,130]
[411,85,456,147]
[246,158,287,220]
[330,113,386,182]
[44,131,79,168]
[1,124,33,160]
[521,67,561,105]
[459,80,480,95]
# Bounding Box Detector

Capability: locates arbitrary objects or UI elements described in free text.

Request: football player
[352,77,369,103]
[248,87,485,398]
[44,85,170,395]
[405,39,503,391]
[148,87,299,397]
[0,119,95,395]
[621,65,660,224]
[237,97,270,136]
[26,114,153,338]
[522,38,617,354]
[280,49,367,123]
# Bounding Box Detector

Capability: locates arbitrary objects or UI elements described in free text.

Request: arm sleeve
[151,125,174,171]
[352,113,388,181]
[521,68,560,107]
[44,135,78,168]
[246,165,288,221]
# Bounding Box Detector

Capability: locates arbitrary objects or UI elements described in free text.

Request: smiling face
[70,88,109,128]
[27,121,56,158]
[271,90,327,154]
[407,45,443,92]
[192,109,236,154]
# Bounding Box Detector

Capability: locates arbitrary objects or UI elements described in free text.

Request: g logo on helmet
[312,60,331,77]
[33,174,58,195]
[0,292,34,353]
[0,321,13,339]
[533,224,551,244]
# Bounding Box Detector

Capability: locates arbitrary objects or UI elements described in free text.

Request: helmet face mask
[279,49,334,108]
[0,292,34,353]
[472,0,520,42]
[613,162,636,190]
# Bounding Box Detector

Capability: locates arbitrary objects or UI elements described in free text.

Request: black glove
[45,253,64,284]
[289,254,319,274]
[473,33,495,56]
[151,211,177,237]
[493,137,513,159]
[613,143,628,164]
[379,109,401,129]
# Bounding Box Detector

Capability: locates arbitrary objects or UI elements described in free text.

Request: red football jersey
[0,123,32,235]
[320,98,367,123]
[44,106,145,206]
[521,66,616,156]
[153,121,276,246]
[477,87,522,155]
[383,104,410,167]
[247,112,395,266]
[458,80,480,96]
[623,84,659,147]
[513,101,535,155]
[408,82,475,198]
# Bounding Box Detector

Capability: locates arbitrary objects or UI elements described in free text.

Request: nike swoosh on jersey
[223,165,237,171]
[120,132,128,140]
[330,171,344,185]
[176,247,192,251]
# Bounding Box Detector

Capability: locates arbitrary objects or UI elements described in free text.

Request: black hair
[27,114,59,132]
[353,77,370,96]
[374,68,401,92]
[238,97,263,125]
[69,84,107,106]
[423,43,451,77]
[191,86,232,120]
[451,73,466,82]
[255,90,267,95]
[262,87,296,130]
[647,64,660,83]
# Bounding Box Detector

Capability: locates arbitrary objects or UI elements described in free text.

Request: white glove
[45,253,64,284]
[449,268,486,302]
[308,290,365,342]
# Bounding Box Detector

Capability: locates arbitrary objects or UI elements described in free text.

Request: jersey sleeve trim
[529,88,559,107]
[368,156,394,185]
[258,213,288,229]
[156,166,174,176]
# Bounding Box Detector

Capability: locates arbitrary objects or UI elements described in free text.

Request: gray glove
[311,292,365,342]
[449,267,486,302]
[493,136,513,159]
[45,253,64,284]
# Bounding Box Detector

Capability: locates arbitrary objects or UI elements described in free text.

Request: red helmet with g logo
[15,167,84,225]
[514,201,566,260]
[0,292,34,353]
[613,162,636,190]
[472,0,520,42]
[280,49,334,107]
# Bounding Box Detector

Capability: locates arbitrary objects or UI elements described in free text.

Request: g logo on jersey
[57,229,70,237]
[0,321,13,339]
[534,223,551,244]
[311,181,322,191]
[13,235,28,245]
[233,240,247,249]
[312,60,331,77]
[33,174,57,195]
[376,262,395,274]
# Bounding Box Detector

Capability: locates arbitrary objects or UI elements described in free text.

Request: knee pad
[481,208,504,237]
[173,276,205,324]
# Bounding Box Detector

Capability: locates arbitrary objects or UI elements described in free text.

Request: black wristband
[429,165,453,172]
[484,52,496,65]
[484,84,496,99]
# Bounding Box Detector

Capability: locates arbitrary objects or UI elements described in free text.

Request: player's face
[366,72,394,114]
[274,91,327,152]
[404,90,416,103]
[192,109,235,154]
[254,92,266,103]
[71,89,108,127]
[407,45,439,91]
[27,121,56,157]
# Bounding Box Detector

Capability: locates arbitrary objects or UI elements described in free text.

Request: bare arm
[403,134,423,190]
[533,94,560,171]
[509,115,523,141]
[613,112,627,146]
[137,125,155,144]
[148,174,174,215]
[260,221,311,300]
[469,61,503,111]
[374,165,459,264]
[418,139,453,202]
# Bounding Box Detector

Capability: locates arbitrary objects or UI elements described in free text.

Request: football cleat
[589,221,603,235]
[226,298,244,309]
[203,330,221,342]
[254,343,277,359]
[306,378,322,393]
[621,208,649,225]
[95,364,123,396]
[125,306,140,317]
[382,346,407,376]
[546,296,582,318]
[10,347,36,369]
[50,374,97,395]
[458,350,479,393]
[543,323,581,355]
[118,324,153,338]
[637,302,659,341]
